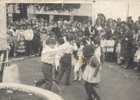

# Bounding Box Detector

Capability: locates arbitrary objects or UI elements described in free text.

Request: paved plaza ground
[14,57,140,100]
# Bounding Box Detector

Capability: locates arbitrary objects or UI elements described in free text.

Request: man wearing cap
[24,23,34,56]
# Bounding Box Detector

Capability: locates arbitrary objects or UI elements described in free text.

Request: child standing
[106,38,115,62]
[73,39,84,82]
[24,23,34,56]
[82,45,101,100]
[17,24,26,56]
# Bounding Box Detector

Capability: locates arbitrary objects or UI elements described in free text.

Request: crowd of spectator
[7,13,140,71]
[7,17,85,57]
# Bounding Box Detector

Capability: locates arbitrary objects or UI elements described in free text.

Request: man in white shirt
[35,37,58,91]
[24,24,34,56]
[55,34,77,86]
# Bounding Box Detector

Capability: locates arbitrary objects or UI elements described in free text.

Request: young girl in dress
[17,24,26,56]
[82,45,101,100]
[73,39,85,82]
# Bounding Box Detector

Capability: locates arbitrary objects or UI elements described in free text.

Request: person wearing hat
[24,23,34,56]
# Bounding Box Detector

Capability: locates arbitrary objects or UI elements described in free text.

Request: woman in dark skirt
[82,45,101,100]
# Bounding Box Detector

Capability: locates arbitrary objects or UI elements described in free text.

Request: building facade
[7,4,92,23]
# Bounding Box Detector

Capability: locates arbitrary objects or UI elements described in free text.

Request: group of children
[34,33,103,92]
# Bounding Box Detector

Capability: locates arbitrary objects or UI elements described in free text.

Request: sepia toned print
[0,0,140,100]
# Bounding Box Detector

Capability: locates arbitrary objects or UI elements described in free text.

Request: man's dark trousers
[57,54,71,86]
[25,40,32,56]
[42,63,53,91]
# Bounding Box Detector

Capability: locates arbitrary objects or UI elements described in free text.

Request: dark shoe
[65,83,70,86]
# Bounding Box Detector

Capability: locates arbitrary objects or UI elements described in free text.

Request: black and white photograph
[0,0,140,100]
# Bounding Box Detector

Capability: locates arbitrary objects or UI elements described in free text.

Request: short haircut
[66,34,74,42]
[82,38,87,45]
[93,37,100,45]
[46,37,56,45]
[58,37,64,44]
[83,45,95,57]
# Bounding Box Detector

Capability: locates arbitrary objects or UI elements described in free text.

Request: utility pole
[127,3,130,21]
[92,0,96,25]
